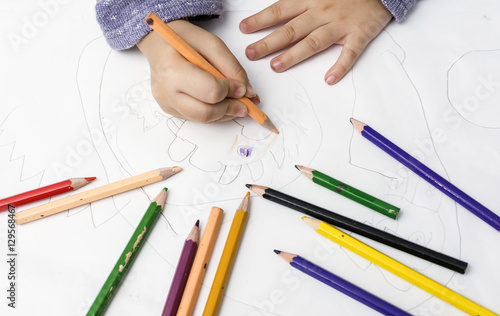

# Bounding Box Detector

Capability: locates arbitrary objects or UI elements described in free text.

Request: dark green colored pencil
[296,165,400,219]
[87,188,168,316]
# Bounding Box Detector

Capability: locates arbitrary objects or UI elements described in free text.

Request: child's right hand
[137,20,257,123]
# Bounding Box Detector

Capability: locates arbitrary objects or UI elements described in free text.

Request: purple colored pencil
[162,220,199,316]
[351,118,500,231]
[275,250,410,316]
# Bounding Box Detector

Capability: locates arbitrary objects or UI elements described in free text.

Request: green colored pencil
[296,165,400,219]
[87,188,168,316]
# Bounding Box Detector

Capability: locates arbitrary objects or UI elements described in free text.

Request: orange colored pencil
[144,12,278,134]
[177,207,224,316]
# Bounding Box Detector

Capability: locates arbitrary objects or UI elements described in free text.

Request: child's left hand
[239,0,392,85]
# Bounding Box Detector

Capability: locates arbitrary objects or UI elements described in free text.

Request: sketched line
[446,48,500,130]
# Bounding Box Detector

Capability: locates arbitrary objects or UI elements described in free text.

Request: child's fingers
[268,25,340,73]
[239,0,304,33]
[174,93,247,123]
[170,21,255,98]
[324,40,365,85]
[167,60,244,104]
[245,12,324,61]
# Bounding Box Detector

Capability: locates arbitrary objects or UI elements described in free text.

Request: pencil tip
[238,192,250,211]
[195,219,200,227]
[273,249,281,254]
[294,165,299,170]
[245,184,252,189]
[85,177,97,182]
[261,117,279,135]
[349,118,366,132]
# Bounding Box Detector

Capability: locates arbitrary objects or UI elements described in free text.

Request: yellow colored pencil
[15,167,182,225]
[302,217,498,316]
[177,207,224,316]
[203,193,250,315]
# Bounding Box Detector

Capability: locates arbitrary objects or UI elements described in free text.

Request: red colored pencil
[0,177,96,212]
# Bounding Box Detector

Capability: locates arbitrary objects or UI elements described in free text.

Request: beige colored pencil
[177,207,224,316]
[15,167,182,225]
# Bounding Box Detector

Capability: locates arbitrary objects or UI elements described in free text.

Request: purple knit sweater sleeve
[96,0,223,50]
[381,0,417,22]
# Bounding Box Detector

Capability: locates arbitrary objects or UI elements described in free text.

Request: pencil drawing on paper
[76,36,323,211]
[2,24,497,315]
[347,31,463,310]
[447,49,500,129]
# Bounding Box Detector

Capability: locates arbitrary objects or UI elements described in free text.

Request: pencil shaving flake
[120,251,133,272]
[134,227,147,250]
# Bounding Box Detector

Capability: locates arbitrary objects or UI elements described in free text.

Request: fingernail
[246,47,256,60]
[325,74,336,85]
[246,83,256,97]
[240,22,248,33]
[250,95,261,106]
[271,59,282,71]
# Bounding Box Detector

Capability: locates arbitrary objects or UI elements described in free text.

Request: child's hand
[138,20,257,123]
[240,0,392,85]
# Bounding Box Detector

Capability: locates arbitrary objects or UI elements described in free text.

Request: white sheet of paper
[1,1,499,315]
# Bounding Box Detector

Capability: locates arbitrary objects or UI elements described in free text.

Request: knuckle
[232,65,248,82]
[344,46,360,61]
[306,35,322,52]
[271,4,283,19]
[195,109,213,123]
[257,39,269,54]
[282,24,297,43]
[193,109,212,123]
[207,84,225,104]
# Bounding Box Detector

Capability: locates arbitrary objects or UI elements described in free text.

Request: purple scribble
[238,146,253,157]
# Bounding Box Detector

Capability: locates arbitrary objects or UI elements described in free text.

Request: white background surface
[1,0,499,315]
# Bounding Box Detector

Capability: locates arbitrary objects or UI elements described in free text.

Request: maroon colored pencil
[0,177,96,212]
[162,220,200,316]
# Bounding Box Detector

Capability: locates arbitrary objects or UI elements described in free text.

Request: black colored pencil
[246,184,468,274]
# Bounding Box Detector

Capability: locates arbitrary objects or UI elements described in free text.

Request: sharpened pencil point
[245,184,252,189]
[273,249,281,255]
[85,177,97,182]
[272,128,279,135]
[350,118,366,132]
[294,165,299,170]
[195,219,200,227]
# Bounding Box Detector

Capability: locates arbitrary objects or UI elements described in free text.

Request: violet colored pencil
[275,250,410,316]
[351,118,500,231]
[162,220,200,316]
